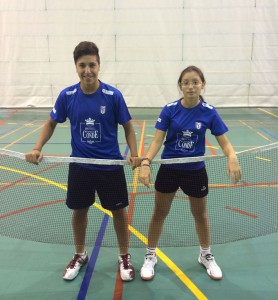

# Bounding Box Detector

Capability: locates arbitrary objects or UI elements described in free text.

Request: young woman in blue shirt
[139,65,241,281]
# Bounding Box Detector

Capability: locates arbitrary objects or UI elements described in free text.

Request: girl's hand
[139,164,151,187]
[227,156,241,184]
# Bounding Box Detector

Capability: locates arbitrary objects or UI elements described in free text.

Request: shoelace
[204,254,218,267]
[144,254,155,267]
[67,254,85,269]
[205,254,214,261]
[120,255,132,270]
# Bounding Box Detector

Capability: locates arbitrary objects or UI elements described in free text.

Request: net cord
[0,142,277,165]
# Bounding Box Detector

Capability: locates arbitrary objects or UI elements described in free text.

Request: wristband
[141,164,150,167]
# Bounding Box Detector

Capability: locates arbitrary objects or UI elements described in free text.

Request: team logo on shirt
[100,106,106,114]
[85,118,95,125]
[175,130,197,152]
[195,122,202,129]
[80,118,101,144]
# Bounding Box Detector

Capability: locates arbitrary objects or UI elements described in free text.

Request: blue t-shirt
[50,81,131,167]
[155,99,228,170]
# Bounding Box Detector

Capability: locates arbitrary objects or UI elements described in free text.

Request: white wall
[0,0,277,108]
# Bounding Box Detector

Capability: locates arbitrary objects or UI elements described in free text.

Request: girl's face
[179,71,205,100]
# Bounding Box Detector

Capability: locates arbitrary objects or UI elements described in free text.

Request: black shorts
[155,165,208,198]
[66,163,129,211]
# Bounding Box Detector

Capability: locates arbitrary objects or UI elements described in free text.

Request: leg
[72,207,89,253]
[111,208,129,255]
[189,196,210,248]
[148,191,176,248]
[63,207,89,281]
[189,196,222,280]
[112,207,135,281]
[140,191,175,281]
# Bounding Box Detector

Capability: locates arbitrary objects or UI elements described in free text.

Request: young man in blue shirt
[26,41,140,281]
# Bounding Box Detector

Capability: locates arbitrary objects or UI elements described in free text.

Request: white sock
[76,251,86,258]
[200,246,211,257]
[146,247,156,256]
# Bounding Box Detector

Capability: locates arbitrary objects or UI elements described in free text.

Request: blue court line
[0,119,37,137]
[77,144,130,299]
[0,128,20,136]
[77,214,110,300]
[259,128,278,141]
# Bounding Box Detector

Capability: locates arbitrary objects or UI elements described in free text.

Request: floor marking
[258,108,278,118]
[256,156,271,162]
[0,164,208,300]
[239,120,272,142]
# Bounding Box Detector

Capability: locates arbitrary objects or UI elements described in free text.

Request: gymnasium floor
[0,107,277,300]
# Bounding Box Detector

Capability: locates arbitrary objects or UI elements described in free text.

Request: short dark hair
[177,65,206,86]
[73,41,100,64]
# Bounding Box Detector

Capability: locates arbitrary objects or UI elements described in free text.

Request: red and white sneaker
[118,254,135,281]
[63,251,88,281]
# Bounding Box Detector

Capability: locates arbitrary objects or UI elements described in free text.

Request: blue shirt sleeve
[155,105,171,132]
[210,109,228,136]
[50,90,67,123]
[114,91,131,125]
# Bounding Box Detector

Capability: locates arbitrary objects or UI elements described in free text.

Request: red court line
[0,199,64,219]
[0,109,20,126]
[1,180,275,221]
[0,191,187,221]
[0,162,63,193]
[205,139,218,155]
[131,118,143,129]
[225,206,258,218]
[113,118,144,299]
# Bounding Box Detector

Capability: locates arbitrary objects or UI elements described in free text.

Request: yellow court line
[256,156,272,162]
[134,119,207,299]
[94,202,208,300]
[3,124,44,149]
[0,120,40,140]
[0,166,67,190]
[129,120,145,190]
[239,120,272,142]
[138,120,146,157]
[258,108,278,118]
[0,163,208,300]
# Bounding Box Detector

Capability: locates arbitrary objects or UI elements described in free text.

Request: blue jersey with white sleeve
[155,99,228,170]
[50,81,131,167]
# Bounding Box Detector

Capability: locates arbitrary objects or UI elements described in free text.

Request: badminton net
[0,142,277,247]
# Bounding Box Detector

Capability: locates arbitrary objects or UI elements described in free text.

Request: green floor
[0,107,277,300]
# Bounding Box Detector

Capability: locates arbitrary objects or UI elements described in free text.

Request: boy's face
[75,55,100,93]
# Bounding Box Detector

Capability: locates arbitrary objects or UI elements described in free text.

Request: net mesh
[0,143,277,248]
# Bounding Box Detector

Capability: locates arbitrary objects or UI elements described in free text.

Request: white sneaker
[118,253,135,281]
[140,254,157,281]
[198,253,223,280]
[63,251,88,281]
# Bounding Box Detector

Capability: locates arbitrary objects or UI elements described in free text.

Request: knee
[111,208,126,219]
[73,208,89,218]
[153,207,170,221]
[192,211,207,222]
